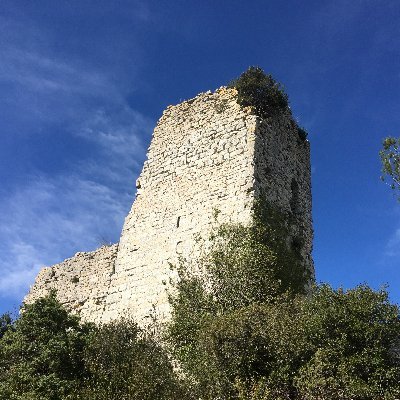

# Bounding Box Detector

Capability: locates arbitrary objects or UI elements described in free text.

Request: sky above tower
[0,0,399,315]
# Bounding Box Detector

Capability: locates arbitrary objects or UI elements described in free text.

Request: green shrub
[167,205,310,399]
[0,291,91,400]
[0,313,13,339]
[228,66,289,119]
[169,281,400,399]
[0,294,185,400]
[228,67,309,141]
[294,285,400,400]
[80,319,186,400]
[167,208,400,399]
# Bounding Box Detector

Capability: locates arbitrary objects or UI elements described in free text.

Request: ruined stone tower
[25,86,313,324]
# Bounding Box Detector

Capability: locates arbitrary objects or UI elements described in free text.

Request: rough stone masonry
[25,86,314,324]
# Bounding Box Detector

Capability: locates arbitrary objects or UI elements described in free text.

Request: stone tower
[25,86,313,324]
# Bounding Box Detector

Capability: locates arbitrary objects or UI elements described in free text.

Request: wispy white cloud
[0,14,137,134]
[0,68,153,298]
[0,48,121,129]
[385,228,400,258]
[0,242,44,298]
[0,12,154,305]
[0,48,115,97]
[78,108,152,186]
[0,147,146,300]
[0,97,153,303]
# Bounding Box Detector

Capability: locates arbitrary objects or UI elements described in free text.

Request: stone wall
[103,88,257,323]
[24,244,118,324]
[25,87,313,324]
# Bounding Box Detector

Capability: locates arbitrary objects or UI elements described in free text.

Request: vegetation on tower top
[228,66,308,140]
[228,66,289,118]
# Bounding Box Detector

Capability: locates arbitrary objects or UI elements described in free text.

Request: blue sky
[0,0,399,315]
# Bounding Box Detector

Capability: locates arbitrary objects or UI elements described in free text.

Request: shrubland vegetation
[0,291,187,400]
[166,208,400,400]
[2,209,399,399]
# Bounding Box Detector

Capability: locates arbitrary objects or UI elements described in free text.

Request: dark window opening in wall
[177,216,181,228]
[176,241,183,254]
[290,178,301,214]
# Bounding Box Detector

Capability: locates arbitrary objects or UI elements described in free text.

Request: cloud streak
[0,104,152,305]
[0,14,138,134]
[78,107,151,186]
[0,136,147,298]
[385,227,400,258]
[0,13,154,308]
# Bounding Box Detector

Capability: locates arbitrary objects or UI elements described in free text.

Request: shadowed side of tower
[253,113,314,281]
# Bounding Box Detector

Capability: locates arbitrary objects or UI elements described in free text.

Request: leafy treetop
[380,136,400,201]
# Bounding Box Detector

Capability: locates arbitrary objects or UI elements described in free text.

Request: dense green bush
[5,282,398,400]
[0,313,13,339]
[167,207,309,396]
[0,293,185,400]
[228,66,289,119]
[294,285,400,400]
[169,280,400,399]
[228,67,308,141]
[0,291,90,400]
[167,208,306,399]
[167,212,400,399]
[79,319,187,400]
